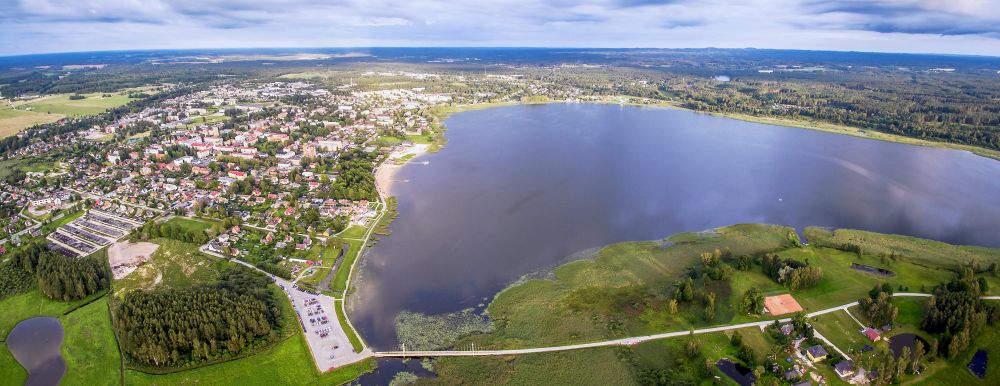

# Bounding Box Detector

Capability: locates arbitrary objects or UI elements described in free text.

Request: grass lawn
[337,225,367,240]
[0,343,28,386]
[60,297,120,386]
[164,217,215,233]
[893,297,928,328]
[809,310,868,355]
[0,290,105,339]
[124,331,374,386]
[114,238,223,294]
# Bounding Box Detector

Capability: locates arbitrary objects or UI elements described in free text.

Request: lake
[6,317,66,386]
[350,103,1000,350]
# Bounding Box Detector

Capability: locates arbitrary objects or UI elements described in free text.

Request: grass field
[125,331,374,385]
[337,225,367,239]
[806,227,1000,280]
[0,290,105,339]
[472,224,797,349]
[17,93,137,116]
[163,217,215,233]
[0,343,27,386]
[1,92,139,138]
[114,238,223,295]
[60,297,120,386]
[809,310,867,355]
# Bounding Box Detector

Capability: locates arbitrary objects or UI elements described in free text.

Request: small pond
[716,358,755,386]
[888,333,928,359]
[967,349,987,379]
[6,317,66,386]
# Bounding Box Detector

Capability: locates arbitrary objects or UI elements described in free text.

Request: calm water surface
[6,317,66,386]
[352,103,1000,350]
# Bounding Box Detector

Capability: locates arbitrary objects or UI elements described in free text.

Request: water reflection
[352,104,1000,350]
[7,317,66,386]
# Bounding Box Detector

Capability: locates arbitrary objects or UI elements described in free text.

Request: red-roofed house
[863,328,881,342]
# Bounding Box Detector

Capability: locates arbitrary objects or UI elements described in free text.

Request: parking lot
[275,276,372,370]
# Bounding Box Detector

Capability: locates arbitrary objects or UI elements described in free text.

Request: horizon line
[3,46,1000,61]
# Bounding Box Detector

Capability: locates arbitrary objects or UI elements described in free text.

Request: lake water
[6,317,66,386]
[351,103,1000,350]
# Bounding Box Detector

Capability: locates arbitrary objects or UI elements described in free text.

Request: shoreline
[375,143,431,197]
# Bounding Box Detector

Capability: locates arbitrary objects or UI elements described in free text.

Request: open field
[1,92,139,138]
[60,297,120,386]
[0,107,62,137]
[0,290,105,339]
[114,238,222,294]
[125,331,375,386]
[806,227,1000,276]
[163,216,214,233]
[0,343,27,386]
[337,225,367,240]
[809,310,867,355]
[474,224,797,349]
[14,93,137,116]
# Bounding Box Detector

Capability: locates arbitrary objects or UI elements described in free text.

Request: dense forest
[8,242,111,301]
[0,259,34,300]
[921,269,999,358]
[115,267,285,368]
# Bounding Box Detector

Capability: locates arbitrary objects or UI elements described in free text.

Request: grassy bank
[331,237,364,297]
[335,300,364,352]
[0,290,106,339]
[0,343,27,385]
[423,224,1000,385]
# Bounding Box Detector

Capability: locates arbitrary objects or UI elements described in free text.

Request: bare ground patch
[108,241,159,280]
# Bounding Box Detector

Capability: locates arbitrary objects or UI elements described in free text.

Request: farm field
[1,92,139,138]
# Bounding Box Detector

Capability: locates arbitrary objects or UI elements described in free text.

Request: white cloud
[0,0,998,56]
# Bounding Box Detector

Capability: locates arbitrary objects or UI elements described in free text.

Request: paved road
[375,293,991,358]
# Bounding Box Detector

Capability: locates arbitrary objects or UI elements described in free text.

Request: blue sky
[1,0,999,56]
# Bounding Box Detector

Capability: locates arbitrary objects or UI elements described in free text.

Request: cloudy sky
[1,0,999,56]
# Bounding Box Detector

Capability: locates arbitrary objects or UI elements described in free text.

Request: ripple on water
[6,317,66,386]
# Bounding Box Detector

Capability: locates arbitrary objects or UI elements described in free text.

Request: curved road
[375,293,998,358]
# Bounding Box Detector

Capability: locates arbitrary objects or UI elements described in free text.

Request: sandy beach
[376,143,429,196]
